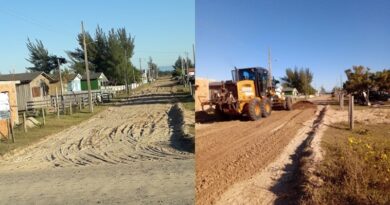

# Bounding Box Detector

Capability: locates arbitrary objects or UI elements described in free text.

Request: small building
[48,74,66,96]
[0,81,20,138]
[141,70,148,84]
[67,73,82,92]
[188,67,195,83]
[81,72,108,90]
[195,78,210,111]
[48,73,83,94]
[283,87,298,96]
[188,68,195,76]
[0,72,53,111]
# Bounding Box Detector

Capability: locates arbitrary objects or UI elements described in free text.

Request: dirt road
[0,77,194,205]
[195,102,317,204]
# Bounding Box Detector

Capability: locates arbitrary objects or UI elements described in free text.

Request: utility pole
[57,58,64,113]
[57,58,64,95]
[124,49,129,94]
[181,56,184,84]
[185,52,189,85]
[267,48,272,88]
[139,58,142,83]
[147,61,150,83]
[132,65,136,86]
[192,44,196,66]
[81,21,93,113]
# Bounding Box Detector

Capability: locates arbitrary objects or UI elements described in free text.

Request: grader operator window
[237,69,255,81]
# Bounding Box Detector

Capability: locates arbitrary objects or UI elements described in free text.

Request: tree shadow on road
[270,106,327,205]
[168,104,194,153]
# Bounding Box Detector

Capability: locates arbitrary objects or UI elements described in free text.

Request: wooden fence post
[340,94,344,110]
[61,96,65,115]
[54,98,57,112]
[23,112,27,133]
[42,108,46,125]
[7,119,15,143]
[79,98,82,111]
[349,95,354,130]
[56,87,60,118]
[69,101,72,115]
[189,82,192,96]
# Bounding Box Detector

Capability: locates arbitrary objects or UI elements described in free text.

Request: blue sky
[0,0,194,73]
[196,0,390,90]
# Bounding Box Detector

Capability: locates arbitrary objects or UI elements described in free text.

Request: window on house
[32,87,41,97]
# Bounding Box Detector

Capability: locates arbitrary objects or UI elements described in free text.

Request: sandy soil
[216,106,326,205]
[195,102,317,204]
[0,77,194,205]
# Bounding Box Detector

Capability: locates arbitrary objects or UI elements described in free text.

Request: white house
[67,73,82,92]
[283,87,298,96]
[141,70,148,84]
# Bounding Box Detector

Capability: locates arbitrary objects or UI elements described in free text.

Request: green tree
[172,56,183,77]
[172,56,193,77]
[281,67,316,95]
[67,26,138,85]
[148,57,158,80]
[343,65,373,94]
[67,32,95,74]
[372,69,390,91]
[319,86,326,94]
[26,38,66,73]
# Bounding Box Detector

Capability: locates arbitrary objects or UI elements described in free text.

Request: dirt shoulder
[299,107,390,204]
[195,102,317,204]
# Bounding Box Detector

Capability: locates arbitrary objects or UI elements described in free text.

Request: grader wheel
[261,98,272,117]
[248,98,262,121]
[285,96,293,110]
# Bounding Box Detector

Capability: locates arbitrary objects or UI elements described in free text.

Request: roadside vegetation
[114,83,150,98]
[0,106,107,156]
[302,122,390,204]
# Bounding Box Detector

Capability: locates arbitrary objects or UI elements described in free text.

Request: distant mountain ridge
[158,66,174,71]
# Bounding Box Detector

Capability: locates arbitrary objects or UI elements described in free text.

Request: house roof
[68,73,82,81]
[81,71,108,81]
[0,72,54,84]
[283,87,297,92]
[48,73,82,83]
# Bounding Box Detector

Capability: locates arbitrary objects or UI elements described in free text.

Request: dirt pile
[293,100,317,109]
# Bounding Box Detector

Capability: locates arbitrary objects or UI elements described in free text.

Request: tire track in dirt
[0,80,193,170]
[0,77,195,205]
[195,105,317,205]
[41,104,193,168]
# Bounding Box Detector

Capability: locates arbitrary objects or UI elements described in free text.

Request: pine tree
[67,26,138,85]
[26,38,66,73]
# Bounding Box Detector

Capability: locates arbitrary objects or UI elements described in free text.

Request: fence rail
[23,90,114,114]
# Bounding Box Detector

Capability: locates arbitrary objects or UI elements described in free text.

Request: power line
[136,50,189,54]
[0,7,75,36]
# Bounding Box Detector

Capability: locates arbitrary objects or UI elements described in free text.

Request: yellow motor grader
[202,67,293,121]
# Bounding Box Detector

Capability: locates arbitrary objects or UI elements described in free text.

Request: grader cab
[203,67,292,121]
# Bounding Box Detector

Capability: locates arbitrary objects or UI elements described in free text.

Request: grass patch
[0,106,107,156]
[175,84,191,94]
[178,95,194,136]
[180,96,195,112]
[302,122,390,204]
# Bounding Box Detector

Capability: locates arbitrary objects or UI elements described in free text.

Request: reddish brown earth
[195,102,317,205]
